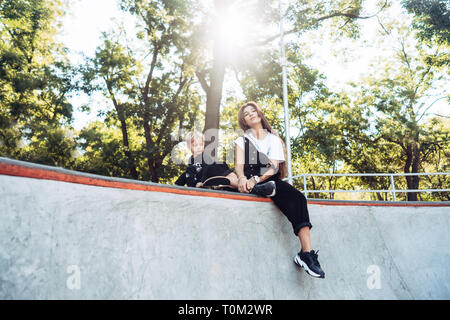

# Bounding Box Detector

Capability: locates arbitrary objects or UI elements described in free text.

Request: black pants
[261,175,312,236]
[202,163,232,181]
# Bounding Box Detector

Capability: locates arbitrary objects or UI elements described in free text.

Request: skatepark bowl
[0,157,449,299]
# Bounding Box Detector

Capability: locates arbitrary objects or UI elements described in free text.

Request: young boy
[174,131,238,189]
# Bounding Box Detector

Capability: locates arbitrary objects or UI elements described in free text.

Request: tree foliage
[0,0,77,167]
[292,17,449,201]
[1,0,448,201]
[402,0,450,45]
[80,0,202,182]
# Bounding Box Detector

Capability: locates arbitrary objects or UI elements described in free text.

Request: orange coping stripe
[1,161,449,207]
[0,162,271,203]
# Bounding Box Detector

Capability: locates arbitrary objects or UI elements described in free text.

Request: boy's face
[190,139,204,156]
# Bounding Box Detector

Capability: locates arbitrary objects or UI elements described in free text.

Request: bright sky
[59,0,127,61]
[59,0,449,131]
[58,0,127,130]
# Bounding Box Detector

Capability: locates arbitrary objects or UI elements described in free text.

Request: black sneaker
[251,180,276,197]
[294,250,325,279]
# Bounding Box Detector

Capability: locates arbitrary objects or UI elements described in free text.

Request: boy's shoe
[251,180,276,197]
[294,250,325,279]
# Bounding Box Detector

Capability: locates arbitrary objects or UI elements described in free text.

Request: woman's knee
[274,179,307,198]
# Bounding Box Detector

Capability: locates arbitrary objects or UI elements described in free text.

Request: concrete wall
[0,162,449,299]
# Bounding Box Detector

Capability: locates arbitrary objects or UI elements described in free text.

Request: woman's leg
[226,172,239,189]
[203,163,238,189]
[236,173,314,251]
[270,179,324,277]
[298,226,312,252]
[269,178,312,240]
[249,176,323,277]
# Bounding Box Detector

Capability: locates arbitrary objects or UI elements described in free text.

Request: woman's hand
[238,177,248,193]
[246,177,257,192]
[195,182,203,188]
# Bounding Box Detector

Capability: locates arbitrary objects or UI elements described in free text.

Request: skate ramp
[1,157,449,299]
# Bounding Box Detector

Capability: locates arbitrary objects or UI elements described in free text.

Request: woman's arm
[235,144,250,193]
[246,159,279,191]
[259,159,279,183]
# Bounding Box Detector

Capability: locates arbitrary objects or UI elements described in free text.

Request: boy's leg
[203,163,230,180]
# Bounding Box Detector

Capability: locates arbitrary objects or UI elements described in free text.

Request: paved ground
[1,158,449,299]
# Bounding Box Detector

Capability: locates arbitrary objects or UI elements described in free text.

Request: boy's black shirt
[174,152,214,187]
[175,152,232,187]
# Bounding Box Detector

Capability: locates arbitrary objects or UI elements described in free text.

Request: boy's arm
[200,165,209,183]
[174,172,187,186]
[185,164,198,187]
[198,152,212,183]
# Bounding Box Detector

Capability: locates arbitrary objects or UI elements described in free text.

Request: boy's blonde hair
[185,130,204,149]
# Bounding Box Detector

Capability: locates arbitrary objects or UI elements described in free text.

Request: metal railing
[284,172,450,201]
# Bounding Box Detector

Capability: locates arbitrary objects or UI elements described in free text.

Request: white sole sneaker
[294,255,324,278]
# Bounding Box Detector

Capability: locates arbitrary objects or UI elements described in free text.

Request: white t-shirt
[234,131,285,161]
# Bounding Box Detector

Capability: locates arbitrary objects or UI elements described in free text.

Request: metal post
[303,175,308,199]
[390,174,397,201]
[279,0,293,185]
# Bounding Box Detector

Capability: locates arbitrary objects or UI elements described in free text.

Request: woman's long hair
[238,101,288,179]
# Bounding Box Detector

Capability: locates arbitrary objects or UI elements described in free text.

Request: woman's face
[243,106,261,128]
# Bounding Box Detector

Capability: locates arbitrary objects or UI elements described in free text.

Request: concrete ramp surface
[0,158,449,299]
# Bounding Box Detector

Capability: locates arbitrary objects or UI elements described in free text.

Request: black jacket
[175,152,231,187]
[175,153,213,187]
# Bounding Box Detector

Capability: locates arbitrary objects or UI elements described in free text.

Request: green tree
[194,0,389,140]
[0,0,77,167]
[80,0,202,182]
[363,22,448,200]
[419,117,449,201]
[297,89,405,200]
[402,0,450,45]
[82,38,140,179]
[296,17,449,201]
[75,119,137,178]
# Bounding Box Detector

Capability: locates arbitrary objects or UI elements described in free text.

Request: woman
[234,101,325,278]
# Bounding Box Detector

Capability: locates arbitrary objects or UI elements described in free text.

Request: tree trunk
[143,113,159,183]
[203,40,226,158]
[327,177,334,199]
[119,116,139,180]
[311,177,316,199]
[110,94,138,180]
[204,55,225,133]
[404,142,420,201]
[409,141,421,201]
[149,159,159,184]
[376,191,383,201]
[202,0,230,155]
